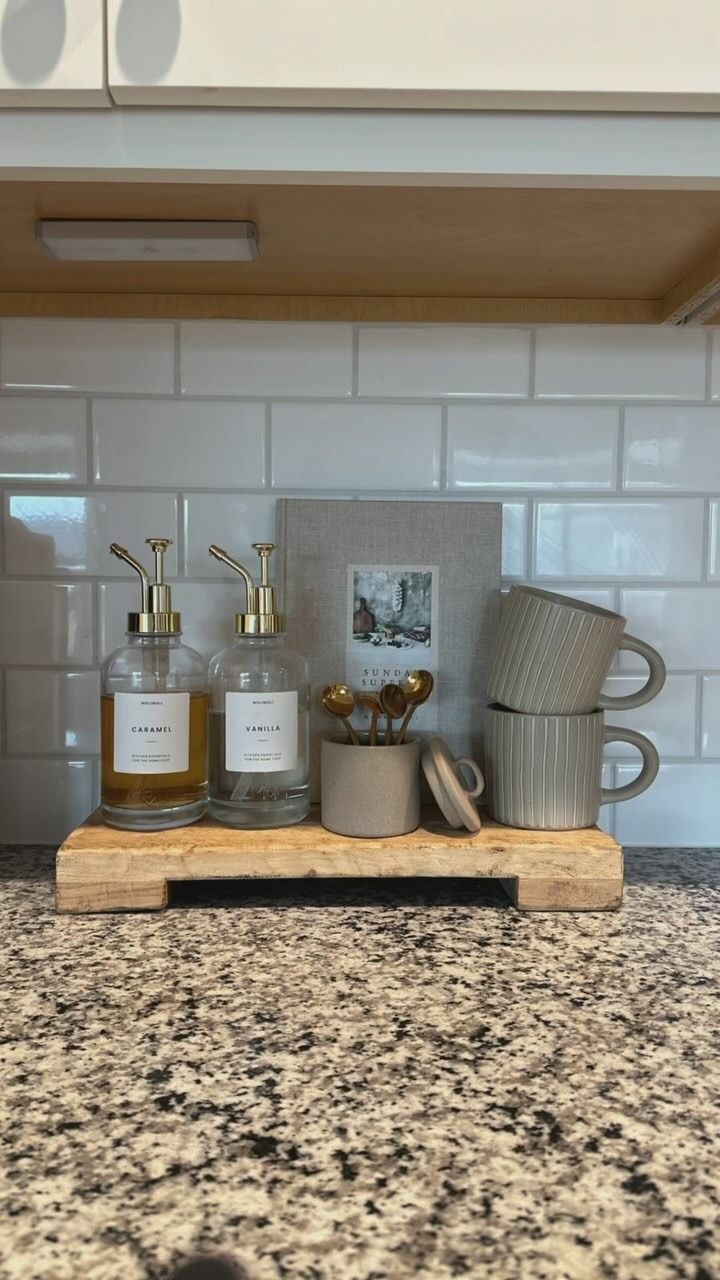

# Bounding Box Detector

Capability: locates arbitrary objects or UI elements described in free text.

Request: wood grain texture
[1,179,720,322]
[56,809,623,915]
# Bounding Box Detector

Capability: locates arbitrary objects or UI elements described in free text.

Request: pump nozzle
[208,542,285,635]
[109,538,180,635]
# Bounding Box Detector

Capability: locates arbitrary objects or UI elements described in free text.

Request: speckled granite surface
[1,847,719,1280]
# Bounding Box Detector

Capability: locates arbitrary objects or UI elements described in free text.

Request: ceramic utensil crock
[321,736,421,837]
[487,585,666,716]
[485,705,659,830]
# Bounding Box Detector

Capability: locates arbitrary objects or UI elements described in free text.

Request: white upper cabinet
[108,0,720,110]
[0,0,107,105]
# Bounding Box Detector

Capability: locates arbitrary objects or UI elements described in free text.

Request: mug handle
[598,634,666,711]
[455,757,485,799]
[601,726,659,804]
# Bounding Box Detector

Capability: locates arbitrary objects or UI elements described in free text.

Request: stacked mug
[484,586,666,831]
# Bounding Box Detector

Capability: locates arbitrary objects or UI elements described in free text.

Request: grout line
[615,406,625,493]
[85,398,94,485]
[176,490,187,577]
[439,405,448,491]
[351,327,360,398]
[527,328,537,399]
[701,497,712,582]
[173,322,182,396]
[3,481,720,501]
[525,499,536,579]
[264,403,273,490]
[695,674,705,758]
[706,329,713,403]
[3,389,720,409]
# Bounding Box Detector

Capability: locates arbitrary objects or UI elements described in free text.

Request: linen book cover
[275,499,502,802]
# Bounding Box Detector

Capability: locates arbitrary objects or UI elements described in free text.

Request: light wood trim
[56,808,623,914]
[659,241,720,324]
[0,292,661,324]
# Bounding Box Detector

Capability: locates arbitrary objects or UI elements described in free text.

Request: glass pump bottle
[207,542,310,828]
[101,538,208,830]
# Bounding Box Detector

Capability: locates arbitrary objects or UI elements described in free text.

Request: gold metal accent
[109,538,181,634]
[208,542,285,635]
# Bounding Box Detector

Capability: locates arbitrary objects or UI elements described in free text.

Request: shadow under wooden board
[56,810,623,915]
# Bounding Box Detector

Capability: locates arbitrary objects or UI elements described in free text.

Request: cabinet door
[108,0,720,110]
[0,0,107,106]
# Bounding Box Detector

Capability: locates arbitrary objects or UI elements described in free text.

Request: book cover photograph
[276,499,502,801]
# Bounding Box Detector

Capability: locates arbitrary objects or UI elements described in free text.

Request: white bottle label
[225,691,298,773]
[113,693,190,774]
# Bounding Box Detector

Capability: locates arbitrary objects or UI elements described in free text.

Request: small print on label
[225,691,298,773]
[113,692,190,774]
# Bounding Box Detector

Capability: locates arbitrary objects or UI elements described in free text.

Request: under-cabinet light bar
[38,220,260,262]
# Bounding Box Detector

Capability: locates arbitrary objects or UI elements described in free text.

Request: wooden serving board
[56,809,623,914]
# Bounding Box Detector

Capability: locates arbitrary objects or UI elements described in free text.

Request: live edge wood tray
[56,809,623,914]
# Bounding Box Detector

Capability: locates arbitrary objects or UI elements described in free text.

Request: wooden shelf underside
[56,809,623,914]
[3,180,720,323]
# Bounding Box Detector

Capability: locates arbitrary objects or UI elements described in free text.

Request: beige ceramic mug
[485,705,659,831]
[487,586,666,716]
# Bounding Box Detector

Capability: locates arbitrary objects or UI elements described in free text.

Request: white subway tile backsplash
[624,408,720,492]
[701,677,720,756]
[0,319,717,847]
[0,581,93,665]
[614,763,720,846]
[619,588,720,671]
[5,493,178,576]
[181,322,353,397]
[501,503,526,578]
[93,400,265,489]
[534,500,704,579]
[358,327,530,398]
[0,758,94,843]
[1,320,174,393]
[271,403,442,490]
[99,581,234,660]
[447,405,618,490]
[601,675,697,758]
[183,494,276,578]
[0,397,87,482]
[5,670,100,754]
[535,327,707,400]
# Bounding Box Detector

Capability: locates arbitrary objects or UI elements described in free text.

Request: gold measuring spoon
[379,683,407,746]
[356,691,383,746]
[321,683,360,745]
[397,670,435,743]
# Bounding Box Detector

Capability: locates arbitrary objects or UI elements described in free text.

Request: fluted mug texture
[486,706,659,831]
[487,586,666,716]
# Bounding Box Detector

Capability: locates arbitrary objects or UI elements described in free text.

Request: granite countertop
[1,847,719,1280]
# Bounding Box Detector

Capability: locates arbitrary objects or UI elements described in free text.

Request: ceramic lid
[421,736,484,832]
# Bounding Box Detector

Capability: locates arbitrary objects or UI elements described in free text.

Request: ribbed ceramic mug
[487,586,666,716]
[485,705,659,830]
[321,736,421,837]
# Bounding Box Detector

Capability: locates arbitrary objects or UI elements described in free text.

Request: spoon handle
[385,715,394,746]
[370,710,379,747]
[396,706,415,745]
[343,716,360,746]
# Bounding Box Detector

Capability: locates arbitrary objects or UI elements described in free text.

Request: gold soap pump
[100,536,208,832]
[206,540,310,829]
[110,537,181,634]
[208,542,285,634]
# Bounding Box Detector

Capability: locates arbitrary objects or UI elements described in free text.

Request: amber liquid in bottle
[101,693,209,812]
